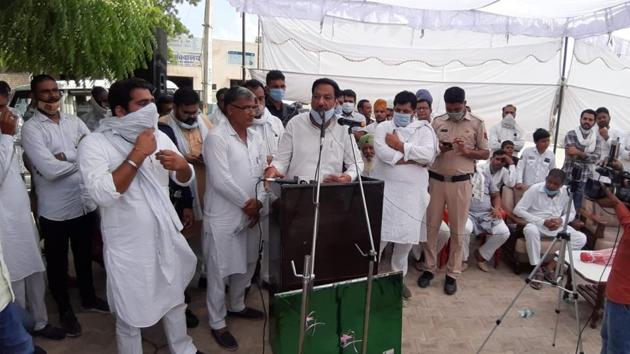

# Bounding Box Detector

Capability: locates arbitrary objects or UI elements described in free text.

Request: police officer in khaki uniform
[417,86,489,295]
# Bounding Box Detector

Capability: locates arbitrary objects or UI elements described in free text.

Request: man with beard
[80,86,109,131]
[562,109,601,215]
[488,104,525,156]
[595,107,624,163]
[78,78,203,354]
[21,75,107,337]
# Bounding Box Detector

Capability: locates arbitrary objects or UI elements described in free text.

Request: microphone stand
[345,124,378,354]
[294,111,327,354]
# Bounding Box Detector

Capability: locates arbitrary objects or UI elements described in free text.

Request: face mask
[502,114,516,128]
[310,108,335,126]
[268,88,285,102]
[176,118,199,130]
[37,99,61,115]
[108,103,159,142]
[447,110,465,121]
[393,112,412,127]
[544,186,559,197]
[342,102,354,114]
[334,105,342,116]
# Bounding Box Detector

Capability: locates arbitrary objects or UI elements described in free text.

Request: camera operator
[596,185,630,353]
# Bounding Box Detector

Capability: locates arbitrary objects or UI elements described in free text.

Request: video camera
[585,137,630,203]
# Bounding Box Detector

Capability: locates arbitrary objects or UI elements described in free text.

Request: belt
[429,171,471,182]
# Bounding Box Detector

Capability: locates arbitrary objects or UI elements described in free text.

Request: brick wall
[0,72,31,90]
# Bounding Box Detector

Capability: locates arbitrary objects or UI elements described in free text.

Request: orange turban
[374,99,387,110]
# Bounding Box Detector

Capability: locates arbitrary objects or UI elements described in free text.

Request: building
[167,35,259,102]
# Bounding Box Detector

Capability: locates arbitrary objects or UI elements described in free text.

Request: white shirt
[480,162,516,190]
[21,111,95,220]
[516,147,556,186]
[0,134,45,281]
[0,238,14,312]
[373,120,438,244]
[209,108,228,126]
[513,182,574,236]
[360,120,386,135]
[488,121,525,153]
[273,112,363,180]
[598,126,624,163]
[250,108,285,159]
[78,130,196,327]
[203,121,266,278]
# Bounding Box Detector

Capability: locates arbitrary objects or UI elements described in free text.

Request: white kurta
[488,121,525,153]
[250,108,285,159]
[597,127,624,162]
[373,120,438,244]
[78,131,196,328]
[272,112,363,180]
[0,134,45,281]
[513,182,574,237]
[203,122,266,278]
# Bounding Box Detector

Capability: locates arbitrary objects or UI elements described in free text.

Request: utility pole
[201,0,214,114]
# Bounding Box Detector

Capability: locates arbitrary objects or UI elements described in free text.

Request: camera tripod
[477,188,584,354]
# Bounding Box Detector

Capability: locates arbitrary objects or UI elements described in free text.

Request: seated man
[501,140,519,166]
[463,160,510,272]
[481,149,516,191]
[513,169,587,289]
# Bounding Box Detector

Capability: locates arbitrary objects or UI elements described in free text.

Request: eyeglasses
[230,104,258,113]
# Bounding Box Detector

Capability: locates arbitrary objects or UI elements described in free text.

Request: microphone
[337,117,365,128]
[320,111,326,139]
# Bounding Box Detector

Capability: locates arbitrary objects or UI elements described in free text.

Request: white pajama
[115,302,196,354]
[11,271,48,331]
[379,242,414,276]
[523,224,587,265]
[462,218,510,261]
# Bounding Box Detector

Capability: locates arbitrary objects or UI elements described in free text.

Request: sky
[176,0,258,42]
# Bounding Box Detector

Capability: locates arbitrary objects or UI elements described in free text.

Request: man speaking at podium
[264,78,363,182]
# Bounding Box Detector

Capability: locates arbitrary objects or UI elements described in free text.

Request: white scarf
[164,111,209,219]
[90,98,109,118]
[396,120,439,166]
[575,126,597,153]
[97,104,182,284]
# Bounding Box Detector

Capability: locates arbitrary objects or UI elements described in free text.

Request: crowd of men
[0,69,629,353]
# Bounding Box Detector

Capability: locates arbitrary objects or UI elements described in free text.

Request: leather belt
[429,171,471,182]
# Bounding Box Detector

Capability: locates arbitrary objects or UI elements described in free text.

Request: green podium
[271,272,403,354]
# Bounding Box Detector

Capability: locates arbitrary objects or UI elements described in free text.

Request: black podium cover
[268,178,384,292]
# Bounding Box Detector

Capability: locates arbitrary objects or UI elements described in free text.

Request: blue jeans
[0,302,34,354]
[601,300,630,354]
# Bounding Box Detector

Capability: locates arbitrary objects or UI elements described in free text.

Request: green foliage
[0,0,200,79]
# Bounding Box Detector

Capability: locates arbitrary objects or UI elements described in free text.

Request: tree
[0,0,200,79]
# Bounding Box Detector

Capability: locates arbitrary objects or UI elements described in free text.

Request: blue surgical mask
[334,105,342,116]
[393,112,412,127]
[544,186,559,197]
[269,88,285,102]
[310,108,335,125]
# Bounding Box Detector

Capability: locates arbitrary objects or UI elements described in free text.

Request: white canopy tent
[230,0,630,146]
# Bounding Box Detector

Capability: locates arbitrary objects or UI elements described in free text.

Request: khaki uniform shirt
[430,112,489,176]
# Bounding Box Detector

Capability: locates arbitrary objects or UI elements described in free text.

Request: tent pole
[242,12,246,83]
[553,36,569,154]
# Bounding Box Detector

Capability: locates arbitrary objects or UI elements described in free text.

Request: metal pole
[296,255,312,354]
[553,36,569,154]
[201,0,214,114]
[242,12,246,83]
[257,17,261,69]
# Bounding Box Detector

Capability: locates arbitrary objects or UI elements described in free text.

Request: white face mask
[342,102,354,114]
[502,113,516,128]
[310,108,336,125]
[98,103,159,142]
[447,110,465,121]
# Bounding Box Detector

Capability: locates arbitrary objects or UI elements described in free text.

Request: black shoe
[81,297,110,313]
[227,307,264,320]
[198,276,207,289]
[34,345,47,354]
[444,275,457,295]
[33,324,66,340]
[186,309,199,328]
[211,328,238,351]
[417,271,434,288]
[60,311,82,337]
